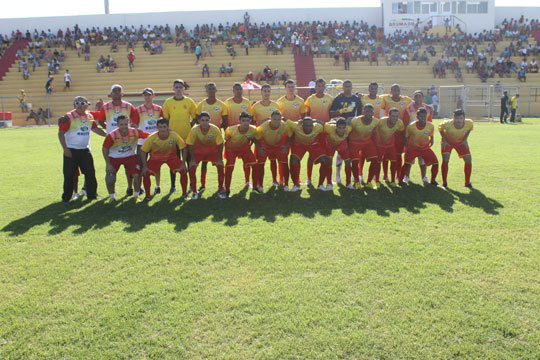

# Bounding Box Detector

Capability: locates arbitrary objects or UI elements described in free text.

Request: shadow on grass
[2,183,503,236]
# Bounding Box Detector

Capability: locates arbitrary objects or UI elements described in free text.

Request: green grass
[1,119,540,359]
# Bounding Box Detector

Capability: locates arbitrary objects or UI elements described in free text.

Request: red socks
[431,164,439,183]
[180,170,188,195]
[390,160,399,182]
[345,164,352,185]
[367,161,380,183]
[143,174,151,198]
[442,161,449,184]
[400,163,411,179]
[382,160,389,180]
[225,166,234,191]
[359,153,365,177]
[281,163,290,187]
[290,163,301,186]
[243,165,250,183]
[200,166,207,188]
[464,163,472,184]
[258,163,265,188]
[188,166,197,193]
[270,159,277,183]
[251,164,259,188]
[307,160,313,181]
[217,165,224,192]
[352,160,360,184]
[395,156,402,180]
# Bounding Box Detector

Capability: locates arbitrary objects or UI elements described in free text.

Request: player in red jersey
[256,110,293,191]
[374,108,405,186]
[439,109,474,188]
[399,108,439,187]
[315,117,351,191]
[140,118,189,200]
[224,112,262,196]
[287,117,328,192]
[403,90,433,183]
[186,112,226,199]
[102,115,149,201]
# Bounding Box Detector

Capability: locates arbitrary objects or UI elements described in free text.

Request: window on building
[457,1,467,14]
[452,1,457,14]
[442,1,451,12]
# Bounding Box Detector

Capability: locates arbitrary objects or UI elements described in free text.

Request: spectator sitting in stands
[521,58,528,71]
[110,41,118,52]
[530,59,538,73]
[466,60,474,73]
[245,71,253,81]
[255,71,264,82]
[370,51,379,66]
[226,62,233,76]
[518,67,527,82]
[478,65,488,82]
[202,64,210,78]
[26,109,39,124]
[143,40,150,51]
[23,67,30,80]
[219,64,226,77]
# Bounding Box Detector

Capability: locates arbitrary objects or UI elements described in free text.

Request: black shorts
[65,81,70,87]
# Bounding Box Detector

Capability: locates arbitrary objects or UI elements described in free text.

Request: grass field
[1,119,540,359]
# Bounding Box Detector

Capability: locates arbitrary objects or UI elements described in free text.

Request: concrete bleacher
[0,42,297,126]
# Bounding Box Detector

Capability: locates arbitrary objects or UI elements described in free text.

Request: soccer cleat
[465,182,473,188]
[402,175,410,183]
[139,188,145,195]
[245,181,252,189]
[389,181,397,187]
[126,188,134,196]
[191,192,199,200]
[358,175,364,184]
[272,181,280,187]
[218,191,227,199]
[346,183,355,190]
[169,186,176,194]
[290,185,300,192]
[335,173,342,184]
[305,179,312,186]
[317,185,326,191]
[71,192,80,200]
[383,176,389,182]
[104,197,116,204]
[325,184,333,192]
[198,186,206,193]
[398,181,407,187]
[283,185,290,192]
[365,181,378,190]
[154,186,161,194]
[80,187,87,197]
[430,181,439,186]
[422,176,430,183]
[354,182,362,189]
[442,182,448,188]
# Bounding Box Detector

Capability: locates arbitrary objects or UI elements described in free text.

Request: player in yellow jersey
[380,84,413,184]
[186,112,226,199]
[196,82,228,191]
[314,118,351,191]
[304,78,333,184]
[140,118,189,200]
[251,84,281,186]
[399,108,439,186]
[162,79,197,194]
[287,117,328,192]
[360,82,384,118]
[439,109,473,188]
[349,104,381,189]
[256,110,293,191]
[224,112,263,196]
[374,108,404,185]
[225,83,254,187]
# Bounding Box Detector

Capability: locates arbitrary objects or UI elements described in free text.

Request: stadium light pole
[104,0,110,14]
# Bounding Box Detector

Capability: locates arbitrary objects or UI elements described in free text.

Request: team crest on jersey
[115,109,120,115]
[270,107,276,112]
[81,119,87,124]
[169,140,174,145]
[369,126,374,131]
[293,102,299,108]
[123,140,129,144]
[400,102,405,107]
[80,126,89,131]
[208,135,214,139]
[147,119,156,125]
[376,101,381,106]
[323,99,328,104]
[423,131,430,135]
[214,106,220,112]
[149,113,154,118]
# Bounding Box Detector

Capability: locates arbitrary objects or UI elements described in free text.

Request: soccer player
[58,96,106,202]
[380,84,412,184]
[224,112,262,196]
[196,82,229,191]
[400,108,439,187]
[136,88,163,194]
[360,82,384,119]
[251,84,281,186]
[256,110,292,191]
[102,115,149,201]
[93,84,140,195]
[163,79,197,194]
[374,108,404,185]
[140,118,188,200]
[305,78,333,183]
[225,83,254,187]
[287,117,327,192]
[439,109,473,188]
[318,117,351,190]
[403,90,433,183]
[186,111,226,199]
[329,80,362,183]
[510,94,519,123]
[349,104,381,189]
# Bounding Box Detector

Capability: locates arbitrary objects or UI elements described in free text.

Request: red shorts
[291,140,325,163]
[194,146,220,165]
[109,155,140,175]
[256,144,289,163]
[441,142,471,157]
[349,139,378,161]
[394,135,405,154]
[147,155,183,174]
[326,140,350,161]
[377,144,398,162]
[404,147,438,166]
[225,146,257,166]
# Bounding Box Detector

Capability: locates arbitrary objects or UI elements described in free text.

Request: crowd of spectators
[244,65,291,85]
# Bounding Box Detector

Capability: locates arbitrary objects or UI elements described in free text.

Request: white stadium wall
[494,7,540,24]
[0,8,382,35]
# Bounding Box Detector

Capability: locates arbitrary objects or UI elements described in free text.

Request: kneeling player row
[99,106,472,201]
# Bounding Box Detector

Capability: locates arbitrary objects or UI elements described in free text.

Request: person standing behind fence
[500,91,509,123]
[510,94,519,123]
